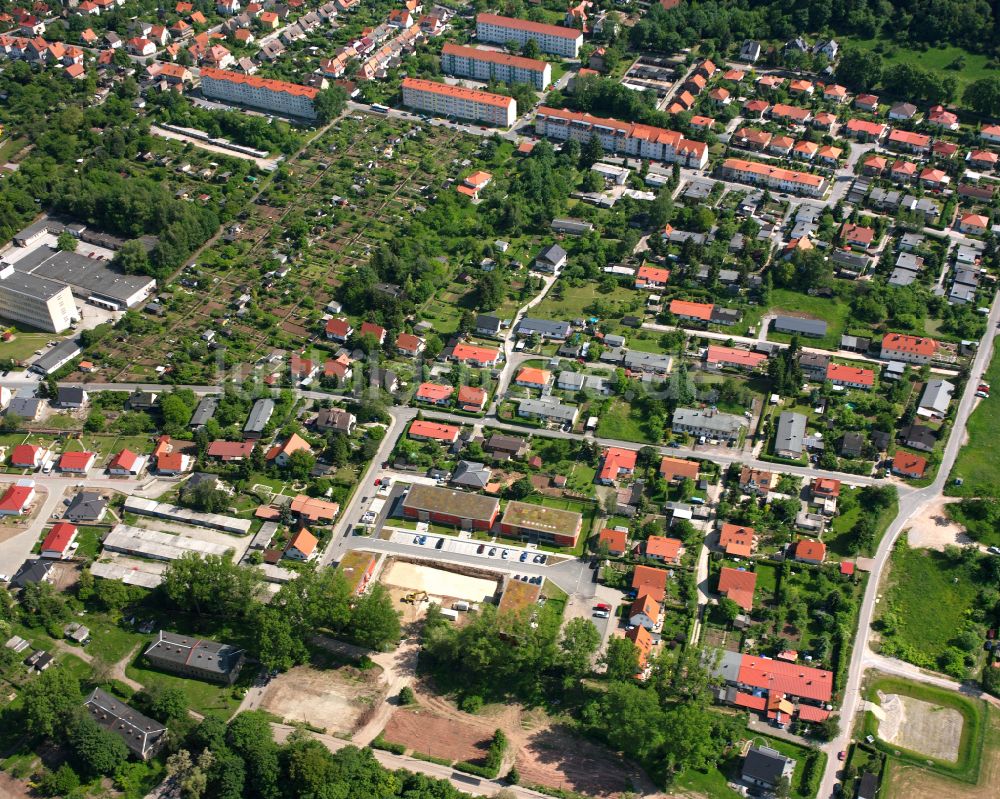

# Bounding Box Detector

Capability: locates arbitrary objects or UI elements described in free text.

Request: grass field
[763,289,853,350]
[842,38,993,107]
[863,675,987,784]
[877,541,982,675]
[0,330,57,363]
[826,488,899,558]
[532,282,642,324]
[948,338,1000,496]
[595,400,651,443]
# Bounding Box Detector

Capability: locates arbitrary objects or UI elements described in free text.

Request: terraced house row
[717,157,827,197]
[534,107,709,169]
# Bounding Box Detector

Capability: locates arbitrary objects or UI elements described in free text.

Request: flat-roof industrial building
[401,484,500,530]
[500,501,583,547]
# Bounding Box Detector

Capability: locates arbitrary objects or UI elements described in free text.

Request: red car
[593,602,612,612]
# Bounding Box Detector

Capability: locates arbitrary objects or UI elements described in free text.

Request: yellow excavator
[401,591,428,604]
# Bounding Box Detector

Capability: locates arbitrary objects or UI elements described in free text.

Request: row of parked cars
[474,543,547,563]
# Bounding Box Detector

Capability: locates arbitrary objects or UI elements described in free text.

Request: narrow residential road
[816,289,1000,798]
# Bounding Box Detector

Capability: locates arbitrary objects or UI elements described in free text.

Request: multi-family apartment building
[534,106,708,169]
[199,67,319,118]
[718,158,826,197]
[440,42,550,90]
[0,264,78,332]
[475,13,582,58]
[401,77,516,126]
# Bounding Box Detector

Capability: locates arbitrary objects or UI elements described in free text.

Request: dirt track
[884,707,1000,799]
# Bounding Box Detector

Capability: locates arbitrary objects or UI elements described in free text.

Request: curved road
[816,289,1000,798]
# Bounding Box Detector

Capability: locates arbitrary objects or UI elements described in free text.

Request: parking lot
[386,529,551,570]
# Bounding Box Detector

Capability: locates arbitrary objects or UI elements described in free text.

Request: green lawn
[948,337,1000,496]
[863,675,986,784]
[0,330,56,363]
[876,541,983,676]
[595,400,652,443]
[125,658,243,719]
[842,37,993,108]
[764,289,853,350]
[531,281,643,324]
[675,729,824,799]
[826,488,898,558]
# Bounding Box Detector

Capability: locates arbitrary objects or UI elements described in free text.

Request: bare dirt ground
[516,723,654,798]
[383,707,492,764]
[0,772,31,799]
[382,684,661,798]
[260,663,385,735]
[905,497,972,550]
[878,691,964,762]
[381,560,499,605]
[885,708,1000,799]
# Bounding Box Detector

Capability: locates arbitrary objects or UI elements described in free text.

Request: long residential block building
[718,157,826,197]
[441,42,550,90]
[401,77,516,126]
[535,107,709,169]
[0,264,78,332]
[475,13,582,58]
[199,67,319,118]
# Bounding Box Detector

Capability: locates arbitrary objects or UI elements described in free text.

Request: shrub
[371,735,405,755]
[460,695,483,713]
[398,686,416,706]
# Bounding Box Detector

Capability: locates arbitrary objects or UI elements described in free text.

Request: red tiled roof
[797,704,831,722]
[718,567,756,611]
[403,77,514,110]
[200,66,319,99]
[441,42,547,72]
[516,367,550,386]
[476,12,581,39]
[669,299,713,320]
[812,477,841,497]
[289,494,339,521]
[10,444,41,467]
[207,440,255,459]
[287,528,318,556]
[0,484,33,513]
[720,523,755,557]
[416,382,454,402]
[42,522,77,554]
[457,385,487,408]
[360,321,385,340]
[882,333,937,357]
[658,455,698,481]
[396,332,422,352]
[792,539,827,562]
[157,452,185,472]
[722,158,824,188]
[888,129,930,148]
[734,692,767,711]
[632,564,667,603]
[599,446,637,482]
[637,264,670,284]
[645,536,682,560]
[452,343,499,363]
[59,451,94,471]
[108,449,139,471]
[826,362,875,387]
[325,317,352,337]
[706,345,767,369]
[409,420,459,441]
[738,654,833,702]
[599,527,627,553]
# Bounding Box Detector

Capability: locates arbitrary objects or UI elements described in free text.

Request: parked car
[477,544,485,554]
[593,610,609,619]
[519,552,528,562]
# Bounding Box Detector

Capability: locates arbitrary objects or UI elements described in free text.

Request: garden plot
[878,691,964,763]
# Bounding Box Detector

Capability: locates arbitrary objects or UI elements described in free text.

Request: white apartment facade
[441,42,551,90]
[401,77,516,126]
[476,13,582,58]
[199,67,319,119]
[0,265,78,332]
[534,107,709,169]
